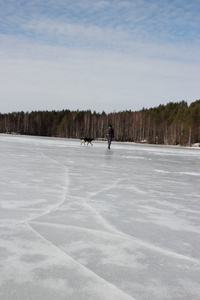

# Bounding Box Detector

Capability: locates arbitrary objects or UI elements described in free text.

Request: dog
[80,137,94,146]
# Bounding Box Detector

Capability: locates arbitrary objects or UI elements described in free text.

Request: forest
[0,100,200,146]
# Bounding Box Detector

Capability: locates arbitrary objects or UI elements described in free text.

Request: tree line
[0,100,200,146]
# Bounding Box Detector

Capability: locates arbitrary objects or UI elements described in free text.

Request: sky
[0,0,200,114]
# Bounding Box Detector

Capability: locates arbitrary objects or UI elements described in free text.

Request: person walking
[106,125,114,149]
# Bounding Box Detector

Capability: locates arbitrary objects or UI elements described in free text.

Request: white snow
[0,134,200,300]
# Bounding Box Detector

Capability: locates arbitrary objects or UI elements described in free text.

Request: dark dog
[80,137,94,146]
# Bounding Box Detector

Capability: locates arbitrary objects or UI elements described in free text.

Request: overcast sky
[1,0,200,113]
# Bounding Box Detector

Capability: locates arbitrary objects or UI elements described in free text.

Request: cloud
[2,0,200,44]
[0,0,200,113]
[1,35,199,113]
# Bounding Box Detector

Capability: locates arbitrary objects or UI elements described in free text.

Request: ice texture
[0,135,200,300]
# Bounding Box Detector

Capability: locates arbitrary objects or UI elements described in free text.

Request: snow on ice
[0,134,200,300]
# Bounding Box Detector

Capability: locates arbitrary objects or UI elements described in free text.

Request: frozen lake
[0,134,200,300]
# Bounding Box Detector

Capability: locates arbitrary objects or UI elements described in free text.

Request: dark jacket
[107,126,114,137]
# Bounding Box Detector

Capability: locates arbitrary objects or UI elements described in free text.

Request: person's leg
[108,135,112,149]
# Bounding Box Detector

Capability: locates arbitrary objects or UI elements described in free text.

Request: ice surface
[0,134,200,300]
